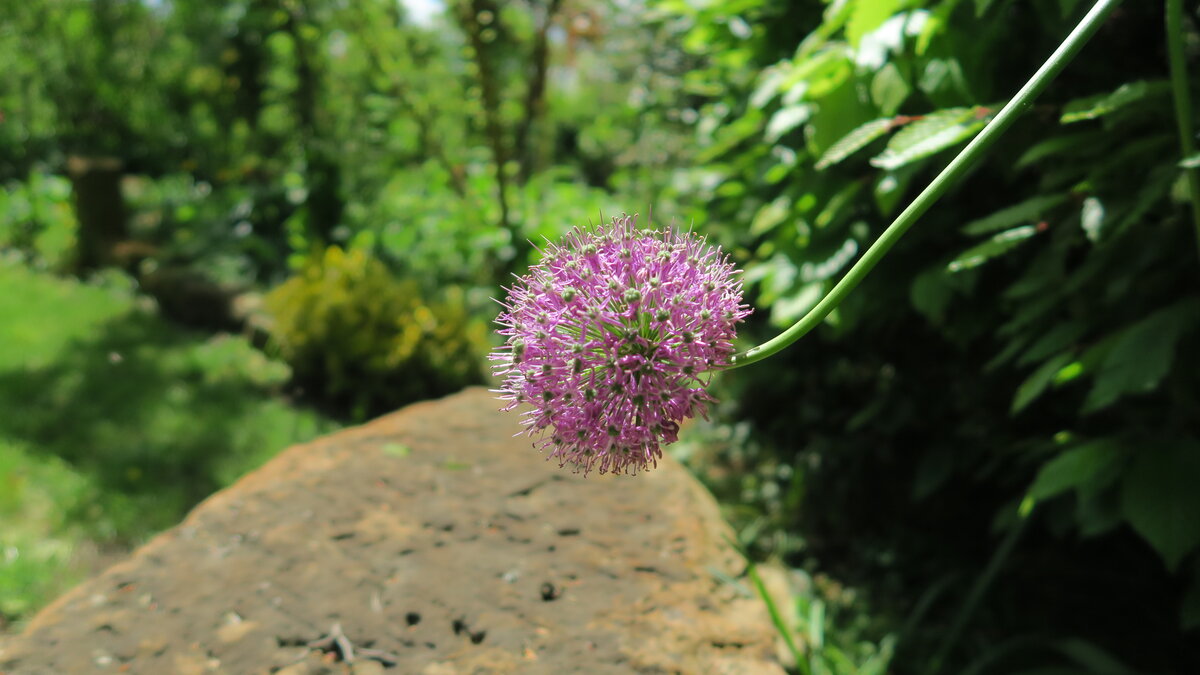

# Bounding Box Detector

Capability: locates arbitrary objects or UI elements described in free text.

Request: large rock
[0,388,783,674]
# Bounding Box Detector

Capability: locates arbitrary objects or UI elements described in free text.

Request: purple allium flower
[492,214,751,475]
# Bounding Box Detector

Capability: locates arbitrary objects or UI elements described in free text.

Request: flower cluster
[492,214,751,475]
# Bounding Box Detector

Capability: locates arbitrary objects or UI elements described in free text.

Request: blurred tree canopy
[0,0,677,284]
[2,0,1199,672]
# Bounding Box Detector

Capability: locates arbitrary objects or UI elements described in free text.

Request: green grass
[0,260,338,625]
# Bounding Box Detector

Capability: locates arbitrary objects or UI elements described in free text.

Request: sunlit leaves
[784,47,855,102]
[771,281,825,325]
[697,108,764,161]
[947,225,1039,272]
[750,196,791,236]
[815,118,894,170]
[870,62,911,114]
[870,107,989,170]
[750,65,791,109]
[765,105,813,142]
[805,73,876,156]
[846,0,914,48]
[1060,80,1170,123]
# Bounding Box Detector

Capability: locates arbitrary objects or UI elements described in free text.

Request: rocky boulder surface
[0,388,783,674]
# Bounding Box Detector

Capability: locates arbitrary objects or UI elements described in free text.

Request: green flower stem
[1167,0,1200,260]
[730,0,1122,369]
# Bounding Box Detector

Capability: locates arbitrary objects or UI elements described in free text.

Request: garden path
[0,388,782,674]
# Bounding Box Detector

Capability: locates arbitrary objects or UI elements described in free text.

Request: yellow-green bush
[263,247,486,417]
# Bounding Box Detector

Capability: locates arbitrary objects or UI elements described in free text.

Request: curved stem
[1167,0,1200,260]
[730,0,1122,369]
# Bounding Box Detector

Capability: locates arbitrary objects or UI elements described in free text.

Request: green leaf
[871,63,911,115]
[871,108,987,170]
[1027,440,1126,501]
[749,196,791,236]
[1120,440,1200,571]
[974,0,998,16]
[815,118,894,170]
[1181,154,1200,169]
[764,105,811,142]
[1060,80,1170,123]
[1053,638,1136,674]
[918,59,970,103]
[1015,130,1107,170]
[799,236,859,282]
[814,181,863,228]
[910,267,954,323]
[859,635,897,675]
[846,0,907,47]
[1182,562,1200,631]
[961,194,1069,236]
[805,73,873,156]
[873,164,920,216]
[782,48,854,103]
[1084,299,1200,412]
[750,65,790,109]
[770,282,824,326]
[697,108,763,161]
[1018,322,1086,366]
[1076,490,1123,538]
[1110,164,1177,236]
[914,0,962,55]
[1011,352,1073,413]
[986,334,1032,372]
[948,225,1039,273]
[807,596,826,649]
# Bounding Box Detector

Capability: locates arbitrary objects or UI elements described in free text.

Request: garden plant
[1,0,1198,672]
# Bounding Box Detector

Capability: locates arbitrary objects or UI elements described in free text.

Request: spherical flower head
[491,214,751,475]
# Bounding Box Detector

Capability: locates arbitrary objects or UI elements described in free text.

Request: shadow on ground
[0,308,332,542]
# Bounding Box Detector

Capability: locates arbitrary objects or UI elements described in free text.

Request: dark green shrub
[665,0,1200,671]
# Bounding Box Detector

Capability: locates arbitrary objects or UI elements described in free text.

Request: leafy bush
[263,246,487,417]
[0,170,78,270]
[665,0,1200,671]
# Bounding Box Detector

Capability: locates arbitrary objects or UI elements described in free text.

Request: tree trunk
[66,155,127,274]
[456,0,525,278]
[515,0,563,184]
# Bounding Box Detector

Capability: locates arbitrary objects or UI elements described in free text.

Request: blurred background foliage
[1,0,1198,672]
